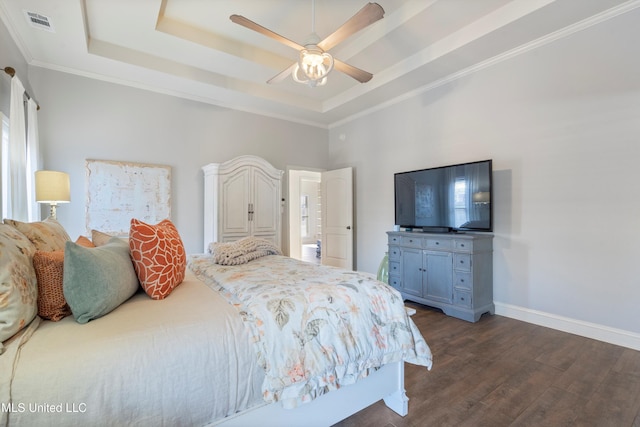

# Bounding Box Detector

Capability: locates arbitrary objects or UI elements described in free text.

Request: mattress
[0,272,264,426]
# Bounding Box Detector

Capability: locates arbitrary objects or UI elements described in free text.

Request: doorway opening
[289,170,321,265]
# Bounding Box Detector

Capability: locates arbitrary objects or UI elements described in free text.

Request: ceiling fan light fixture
[293,46,333,87]
[292,64,325,87]
[231,2,384,86]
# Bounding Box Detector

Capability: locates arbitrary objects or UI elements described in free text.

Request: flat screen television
[394,159,492,232]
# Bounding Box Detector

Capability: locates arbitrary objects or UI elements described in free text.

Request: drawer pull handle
[435,242,439,245]
[460,279,465,283]
[460,297,465,301]
[460,243,465,247]
[460,260,464,264]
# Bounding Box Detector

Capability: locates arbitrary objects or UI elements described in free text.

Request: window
[453,177,468,227]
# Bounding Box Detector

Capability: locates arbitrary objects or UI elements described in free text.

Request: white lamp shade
[35,171,70,203]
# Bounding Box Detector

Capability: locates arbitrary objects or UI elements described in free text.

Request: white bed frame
[212,361,408,427]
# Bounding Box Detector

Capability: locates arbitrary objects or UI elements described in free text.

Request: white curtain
[7,76,28,221]
[26,98,41,221]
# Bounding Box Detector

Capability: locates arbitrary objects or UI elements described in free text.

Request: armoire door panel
[252,168,279,234]
[221,168,251,234]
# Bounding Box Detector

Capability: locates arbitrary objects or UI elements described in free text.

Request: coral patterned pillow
[129,219,186,300]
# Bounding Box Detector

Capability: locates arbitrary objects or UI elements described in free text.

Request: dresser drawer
[454,271,472,290]
[454,253,471,272]
[389,276,401,289]
[388,246,401,261]
[453,239,473,252]
[401,236,423,248]
[454,289,472,308]
[426,238,453,250]
[389,261,400,276]
[388,234,401,245]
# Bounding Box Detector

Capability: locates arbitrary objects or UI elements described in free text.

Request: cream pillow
[4,217,71,251]
[91,229,128,247]
[0,224,38,353]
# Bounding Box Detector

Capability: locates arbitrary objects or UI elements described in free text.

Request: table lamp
[35,170,70,219]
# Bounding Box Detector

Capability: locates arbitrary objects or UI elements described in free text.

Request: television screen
[394,160,492,232]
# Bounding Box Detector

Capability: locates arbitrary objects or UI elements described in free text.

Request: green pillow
[63,237,139,324]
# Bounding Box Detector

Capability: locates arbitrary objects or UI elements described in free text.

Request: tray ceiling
[0,0,636,127]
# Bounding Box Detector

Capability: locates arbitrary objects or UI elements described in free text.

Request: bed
[0,218,432,426]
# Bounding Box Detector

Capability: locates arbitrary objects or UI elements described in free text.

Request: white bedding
[0,272,264,426]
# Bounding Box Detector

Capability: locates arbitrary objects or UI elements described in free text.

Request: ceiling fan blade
[334,59,373,83]
[317,3,384,52]
[267,63,297,84]
[230,15,304,51]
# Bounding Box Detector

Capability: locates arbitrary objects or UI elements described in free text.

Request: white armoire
[202,155,283,252]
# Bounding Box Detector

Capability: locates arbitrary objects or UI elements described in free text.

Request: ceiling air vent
[23,10,55,32]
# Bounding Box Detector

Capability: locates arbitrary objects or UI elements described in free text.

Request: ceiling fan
[230,1,384,87]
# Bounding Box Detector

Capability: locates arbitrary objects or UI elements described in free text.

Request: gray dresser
[387,231,494,322]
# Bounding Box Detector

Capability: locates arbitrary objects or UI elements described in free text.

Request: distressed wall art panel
[86,159,171,235]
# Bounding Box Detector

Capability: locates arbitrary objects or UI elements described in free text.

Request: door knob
[346,226,351,230]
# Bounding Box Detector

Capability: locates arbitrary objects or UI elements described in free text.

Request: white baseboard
[494,302,640,351]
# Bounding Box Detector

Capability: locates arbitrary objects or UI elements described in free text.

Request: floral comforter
[188,254,432,409]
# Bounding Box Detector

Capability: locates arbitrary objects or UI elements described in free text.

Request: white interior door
[321,167,353,269]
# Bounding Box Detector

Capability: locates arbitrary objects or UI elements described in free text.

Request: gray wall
[28,69,328,254]
[328,8,640,336]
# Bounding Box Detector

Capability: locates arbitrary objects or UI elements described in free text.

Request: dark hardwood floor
[334,302,640,427]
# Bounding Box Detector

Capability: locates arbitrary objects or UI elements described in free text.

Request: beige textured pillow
[32,237,94,322]
[32,250,71,321]
[4,217,71,251]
